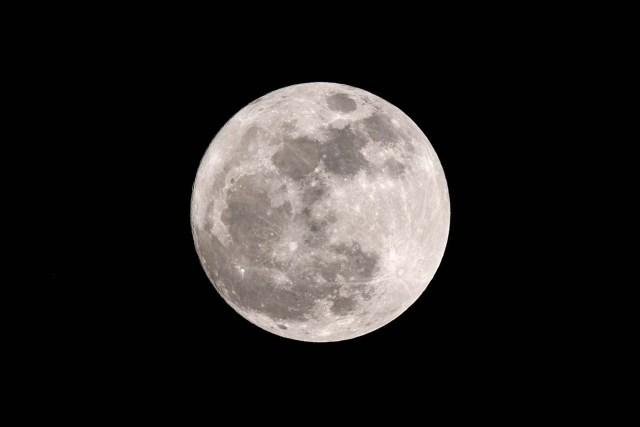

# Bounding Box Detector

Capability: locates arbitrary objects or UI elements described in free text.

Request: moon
[191,82,450,342]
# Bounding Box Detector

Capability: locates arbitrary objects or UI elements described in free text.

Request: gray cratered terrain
[191,82,450,342]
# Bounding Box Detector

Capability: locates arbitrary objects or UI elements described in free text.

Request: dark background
[29,19,574,404]
[8,4,628,419]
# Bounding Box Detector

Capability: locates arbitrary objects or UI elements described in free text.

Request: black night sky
[33,20,572,406]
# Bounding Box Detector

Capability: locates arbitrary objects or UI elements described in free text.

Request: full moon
[191,82,450,342]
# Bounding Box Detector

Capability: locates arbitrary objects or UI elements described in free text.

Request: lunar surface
[191,82,450,342]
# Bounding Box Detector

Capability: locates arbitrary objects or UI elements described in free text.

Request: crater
[327,93,357,113]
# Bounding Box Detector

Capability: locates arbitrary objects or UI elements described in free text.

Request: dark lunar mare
[271,125,369,178]
[326,93,357,113]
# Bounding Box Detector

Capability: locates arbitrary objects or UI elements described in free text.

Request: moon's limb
[191,82,449,342]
